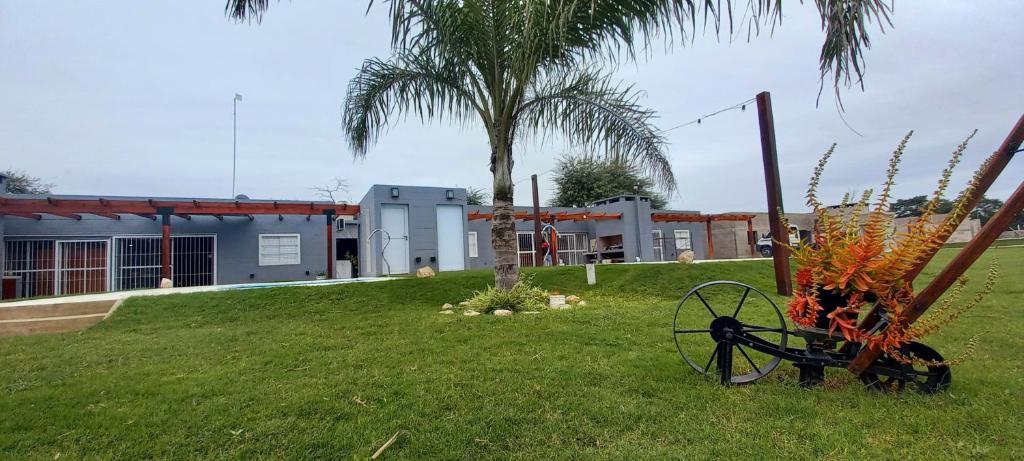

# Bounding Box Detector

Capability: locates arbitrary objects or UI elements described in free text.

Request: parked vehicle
[756,224,805,257]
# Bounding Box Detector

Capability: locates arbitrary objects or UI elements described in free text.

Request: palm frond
[224,0,272,22]
[518,69,675,193]
[342,51,482,156]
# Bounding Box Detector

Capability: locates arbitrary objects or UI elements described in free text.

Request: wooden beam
[706,218,714,259]
[857,113,1024,334]
[0,198,360,216]
[747,219,756,257]
[326,213,334,279]
[532,174,544,267]
[850,179,1024,375]
[757,91,792,296]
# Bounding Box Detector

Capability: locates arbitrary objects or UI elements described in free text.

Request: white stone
[522,311,541,314]
[577,300,587,306]
[438,310,454,315]
[566,295,581,303]
[416,266,436,278]
[677,250,695,264]
[463,310,481,317]
[159,278,173,288]
[441,303,454,310]
[458,301,471,307]
[493,309,513,317]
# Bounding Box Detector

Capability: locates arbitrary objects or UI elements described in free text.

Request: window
[674,229,692,251]
[556,233,590,265]
[467,231,479,258]
[258,234,301,266]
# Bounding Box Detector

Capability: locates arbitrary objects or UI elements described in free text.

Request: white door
[380,205,410,275]
[435,205,466,271]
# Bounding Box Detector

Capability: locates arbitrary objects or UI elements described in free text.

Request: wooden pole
[160,212,172,281]
[850,179,1024,375]
[747,219,757,257]
[856,113,1024,332]
[705,218,714,259]
[531,174,543,267]
[756,91,792,295]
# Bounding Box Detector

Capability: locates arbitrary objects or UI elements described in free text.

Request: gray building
[1,176,737,300]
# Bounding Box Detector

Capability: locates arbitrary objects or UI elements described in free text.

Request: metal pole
[756,91,792,296]
[531,174,543,267]
[850,179,1024,375]
[232,96,237,198]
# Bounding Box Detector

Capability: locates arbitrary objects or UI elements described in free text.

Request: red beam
[706,218,715,259]
[161,214,171,281]
[757,91,793,296]
[0,197,359,216]
[326,214,334,279]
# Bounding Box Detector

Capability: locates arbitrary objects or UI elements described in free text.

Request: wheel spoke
[740,326,786,334]
[736,345,762,375]
[694,291,719,318]
[732,287,751,318]
[674,328,712,334]
[703,347,719,373]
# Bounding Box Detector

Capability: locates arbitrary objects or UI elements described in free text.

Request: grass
[943,237,1023,249]
[1,247,1021,460]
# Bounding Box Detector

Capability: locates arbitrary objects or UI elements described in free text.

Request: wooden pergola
[0,196,359,281]
[650,212,757,259]
[467,210,622,221]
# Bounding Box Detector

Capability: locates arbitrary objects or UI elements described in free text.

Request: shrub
[464,275,549,313]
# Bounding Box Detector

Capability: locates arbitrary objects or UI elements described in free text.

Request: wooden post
[325,211,335,279]
[532,174,543,267]
[747,218,757,257]
[705,218,714,259]
[550,227,559,266]
[857,113,1024,332]
[160,211,172,281]
[756,91,792,295]
[850,179,1024,374]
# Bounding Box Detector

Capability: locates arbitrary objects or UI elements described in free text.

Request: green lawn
[2,248,1021,460]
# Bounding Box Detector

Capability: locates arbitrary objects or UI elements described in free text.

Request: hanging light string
[660,96,757,133]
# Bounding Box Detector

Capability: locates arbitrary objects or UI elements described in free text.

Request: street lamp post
[232,93,243,198]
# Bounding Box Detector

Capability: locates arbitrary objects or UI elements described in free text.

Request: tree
[971,196,1003,226]
[466,186,489,206]
[890,195,952,218]
[226,0,894,289]
[550,155,668,210]
[1,170,53,195]
[312,177,350,203]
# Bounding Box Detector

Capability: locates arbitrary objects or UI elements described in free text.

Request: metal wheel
[860,342,951,394]
[673,281,788,384]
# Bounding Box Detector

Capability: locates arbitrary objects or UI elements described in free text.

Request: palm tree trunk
[491,139,518,290]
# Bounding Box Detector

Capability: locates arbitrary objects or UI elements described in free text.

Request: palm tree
[226,1,893,289]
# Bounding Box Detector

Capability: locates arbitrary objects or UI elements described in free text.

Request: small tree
[466,187,490,206]
[1,170,53,195]
[312,177,350,203]
[890,195,953,218]
[550,155,668,209]
[971,196,1004,226]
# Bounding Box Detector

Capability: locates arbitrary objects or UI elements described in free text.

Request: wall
[358,185,468,277]
[894,214,982,244]
[650,220,708,261]
[466,205,594,269]
[2,213,329,285]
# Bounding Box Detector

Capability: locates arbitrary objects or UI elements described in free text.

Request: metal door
[435,205,466,271]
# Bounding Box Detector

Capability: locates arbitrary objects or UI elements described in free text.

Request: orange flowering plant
[783,131,997,361]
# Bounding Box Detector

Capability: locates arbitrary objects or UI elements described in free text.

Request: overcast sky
[2,1,1021,212]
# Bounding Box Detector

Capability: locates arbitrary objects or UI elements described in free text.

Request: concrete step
[0,313,108,337]
[0,300,116,321]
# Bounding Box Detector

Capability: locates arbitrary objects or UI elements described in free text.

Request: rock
[159,278,173,288]
[522,311,541,315]
[677,250,695,264]
[577,300,587,306]
[441,303,454,310]
[458,301,471,307]
[566,295,581,303]
[416,266,436,278]
[493,309,514,317]
[438,310,454,314]
[463,310,481,317]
